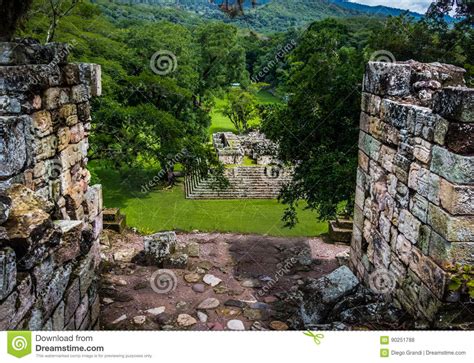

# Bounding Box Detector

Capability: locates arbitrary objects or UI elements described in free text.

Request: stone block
[378,145,396,173]
[31,110,53,138]
[64,278,80,322]
[61,64,80,85]
[428,230,452,268]
[53,220,83,264]
[395,233,412,265]
[84,185,102,221]
[10,273,34,328]
[446,242,474,265]
[361,92,381,116]
[0,95,21,114]
[409,249,446,299]
[57,127,71,151]
[428,203,474,242]
[433,117,449,145]
[34,134,58,162]
[40,263,73,319]
[43,88,70,110]
[70,85,90,104]
[417,283,442,321]
[358,151,369,172]
[79,63,102,97]
[409,193,429,224]
[0,247,16,300]
[358,132,381,161]
[69,123,85,144]
[398,209,421,245]
[408,163,440,204]
[75,294,89,328]
[433,87,474,123]
[439,178,474,215]
[413,137,432,164]
[144,231,177,265]
[0,116,29,178]
[52,301,65,330]
[32,255,55,294]
[431,145,474,185]
[0,291,18,330]
[363,62,412,97]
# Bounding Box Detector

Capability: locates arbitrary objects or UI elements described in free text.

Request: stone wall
[350,60,474,323]
[0,39,103,330]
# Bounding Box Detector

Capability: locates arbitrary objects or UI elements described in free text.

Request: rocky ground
[98,229,351,331]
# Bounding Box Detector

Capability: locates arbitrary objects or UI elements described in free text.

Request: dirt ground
[99,230,349,331]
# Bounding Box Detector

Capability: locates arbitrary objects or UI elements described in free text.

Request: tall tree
[261,19,364,225]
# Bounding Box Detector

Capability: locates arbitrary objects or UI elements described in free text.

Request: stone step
[103,208,121,222]
[336,218,353,230]
[328,220,352,244]
[104,214,126,234]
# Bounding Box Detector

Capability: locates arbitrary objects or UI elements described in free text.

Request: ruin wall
[0,39,103,330]
[350,60,474,323]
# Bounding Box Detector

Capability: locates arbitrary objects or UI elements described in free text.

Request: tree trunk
[0,0,34,41]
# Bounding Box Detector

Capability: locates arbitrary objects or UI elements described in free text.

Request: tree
[427,0,474,25]
[222,87,258,134]
[0,0,34,41]
[261,19,364,225]
[45,0,81,43]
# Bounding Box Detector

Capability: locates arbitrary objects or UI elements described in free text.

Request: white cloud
[349,0,434,14]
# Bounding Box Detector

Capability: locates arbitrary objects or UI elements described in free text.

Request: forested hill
[330,0,424,19]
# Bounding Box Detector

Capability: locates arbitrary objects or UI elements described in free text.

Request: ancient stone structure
[0,39,102,330]
[350,60,473,323]
[187,131,292,199]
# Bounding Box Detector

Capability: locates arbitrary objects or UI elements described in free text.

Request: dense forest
[16,0,474,227]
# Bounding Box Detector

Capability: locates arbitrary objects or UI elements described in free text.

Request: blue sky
[350,0,434,13]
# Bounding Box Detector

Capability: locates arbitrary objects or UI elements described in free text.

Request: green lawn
[92,90,326,237]
[93,164,326,236]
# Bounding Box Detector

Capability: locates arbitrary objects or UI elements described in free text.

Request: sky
[349,0,434,14]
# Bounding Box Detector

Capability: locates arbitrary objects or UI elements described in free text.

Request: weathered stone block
[378,145,396,173]
[363,62,412,97]
[0,95,21,114]
[428,203,474,242]
[75,294,89,328]
[361,92,381,116]
[32,110,53,138]
[52,301,65,330]
[144,231,177,265]
[34,134,58,162]
[79,63,102,97]
[64,278,80,322]
[439,178,474,215]
[431,145,474,185]
[43,88,70,110]
[413,137,432,164]
[0,291,18,330]
[358,151,369,172]
[70,85,90,104]
[409,248,446,299]
[40,263,73,319]
[0,116,29,178]
[408,163,440,204]
[0,247,16,300]
[433,117,449,145]
[409,193,429,224]
[54,220,82,264]
[395,233,412,265]
[358,132,381,161]
[433,87,473,123]
[398,209,421,245]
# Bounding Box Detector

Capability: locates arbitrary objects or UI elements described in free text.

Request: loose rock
[227,319,245,331]
[177,314,197,327]
[203,274,221,287]
[198,297,220,310]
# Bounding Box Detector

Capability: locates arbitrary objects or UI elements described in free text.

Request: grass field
[92,91,327,237]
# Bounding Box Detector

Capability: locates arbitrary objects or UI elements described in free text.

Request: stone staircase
[103,208,127,233]
[185,166,293,199]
